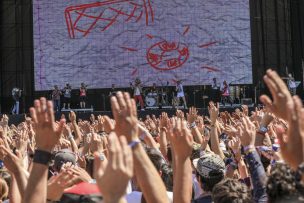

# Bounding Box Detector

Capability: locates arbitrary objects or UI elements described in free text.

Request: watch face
[99,154,105,161]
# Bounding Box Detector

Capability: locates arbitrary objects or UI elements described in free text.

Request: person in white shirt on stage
[11,87,22,114]
[131,78,145,111]
[287,73,297,95]
[176,80,187,109]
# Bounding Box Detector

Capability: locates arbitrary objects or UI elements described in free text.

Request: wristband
[139,132,147,141]
[68,134,74,140]
[33,150,52,166]
[243,145,255,155]
[128,140,141,149]
[243,145,255,152]
[190,122,197,129]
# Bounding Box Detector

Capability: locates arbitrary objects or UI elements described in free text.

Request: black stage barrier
[2,106,256,126]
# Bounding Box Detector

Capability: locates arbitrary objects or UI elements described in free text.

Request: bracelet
[243,145,255,152]
[128,140,141,149]
[190,122,197,129]
[243,145,255,155]
[68,134,74,140]
[139,132,147,141]
[33,150,52,166]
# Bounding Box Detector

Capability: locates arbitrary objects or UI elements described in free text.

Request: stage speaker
[241,98,253,105]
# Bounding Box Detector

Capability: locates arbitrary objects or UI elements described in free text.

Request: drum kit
[144,89,169,108]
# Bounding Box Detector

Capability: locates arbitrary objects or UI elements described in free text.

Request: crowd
[0,69,303,203]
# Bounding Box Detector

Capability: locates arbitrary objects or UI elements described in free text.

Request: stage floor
[4,104,255,125]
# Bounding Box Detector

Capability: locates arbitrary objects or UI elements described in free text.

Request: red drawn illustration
[65,0,154,39]
[198,41,217,48]
[131,68,138,76]
[183,25,190,36]
[146,41,190,71]
[200,66,222,72]
[120,46,138,52]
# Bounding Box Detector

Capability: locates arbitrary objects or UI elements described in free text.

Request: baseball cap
[54,149,76,171]
[193,152,225,179]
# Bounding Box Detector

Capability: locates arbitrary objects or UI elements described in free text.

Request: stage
[4,104,256,125]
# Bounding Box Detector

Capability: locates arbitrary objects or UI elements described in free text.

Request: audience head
[194,152,225,192]
[212,178,253,203]
[267,163,303,203]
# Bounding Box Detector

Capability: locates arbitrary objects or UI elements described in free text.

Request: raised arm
[24,98,65,203]
[167,118,193,203]
[208,102,225,159]
[187,107,203,144]
[111,92,169,203]
[238,117,268,203]
[69,111,82,145]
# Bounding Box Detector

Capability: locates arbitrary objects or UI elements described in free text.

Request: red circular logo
[146,41,190,71]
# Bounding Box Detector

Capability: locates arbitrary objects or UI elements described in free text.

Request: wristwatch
[33,150,52,166]
[258,126,268,135]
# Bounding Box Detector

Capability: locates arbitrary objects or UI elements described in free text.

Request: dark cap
[54,149,76,171]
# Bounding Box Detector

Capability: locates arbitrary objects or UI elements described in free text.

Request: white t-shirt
[192,174,203,199]
[288,80,296,88]
[134,87,141,96]
[177,84,185,97]
[126,191,173,203]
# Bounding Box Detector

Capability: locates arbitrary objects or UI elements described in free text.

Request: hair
[266,163,303,203]
[197,170,224,192]
[145,147,173,191]
[0,171,11,189]
[212,178,252,203]
[0,178,8,201]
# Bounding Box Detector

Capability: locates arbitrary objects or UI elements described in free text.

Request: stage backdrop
[33,0,252,90]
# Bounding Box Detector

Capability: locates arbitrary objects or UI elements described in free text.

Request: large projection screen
[33,0,252,90]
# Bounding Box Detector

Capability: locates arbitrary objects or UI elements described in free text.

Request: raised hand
[275,96,304,169]
[0,144,24,174]
[69,111,77,123]
[103,116,115,133]
[159,112,169,129]
[30,97,65,152]
[237,117,256,147]
[111,92,138,142]
[176,110,185,119]
[168,119,193,161]
[260,69,293,120]
[47,170,76,201]
[241,105,249,116]
[187,107,198,124]
[94,133,133,203]
[224,125,238,137]
[91,133,104,153]
[208,102,219,124]
[228,137,241,153]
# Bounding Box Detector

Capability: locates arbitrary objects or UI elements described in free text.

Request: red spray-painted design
[146,41,190,71]
[65,0,154,39]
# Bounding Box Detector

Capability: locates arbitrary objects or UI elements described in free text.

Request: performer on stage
[211,77,220,102]
[287,73,297,95]
[151,83,158,93]
[62,83,72,109]
[11,87,22,114]
[80,83,87,109]
[176,80,188,109]
[130,78,145,111]
[221,81,232,106]
[109,84,117,97]
[52,85,62,112]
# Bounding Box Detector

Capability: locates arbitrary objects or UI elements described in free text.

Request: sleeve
[244,150,268,203]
